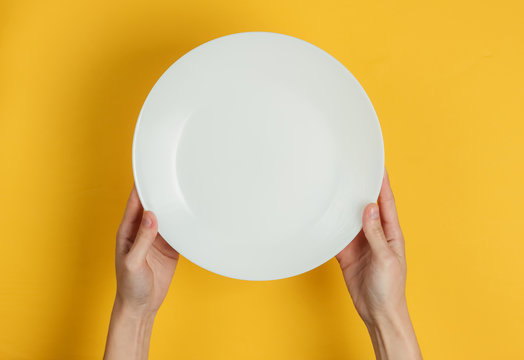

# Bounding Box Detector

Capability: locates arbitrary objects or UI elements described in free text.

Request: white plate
[133,32,384,281]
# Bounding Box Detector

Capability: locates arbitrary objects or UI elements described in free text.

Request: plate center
[175,85,340,246]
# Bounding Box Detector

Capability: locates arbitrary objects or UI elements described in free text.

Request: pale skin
[104,169,422,359]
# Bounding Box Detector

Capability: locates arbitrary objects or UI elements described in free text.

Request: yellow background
[1,0,523,358]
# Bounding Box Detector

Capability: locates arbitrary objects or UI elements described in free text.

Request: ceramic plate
[133,32,384,280]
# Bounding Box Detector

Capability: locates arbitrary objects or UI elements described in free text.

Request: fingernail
[142,213,152,228]
[369,205,379,220]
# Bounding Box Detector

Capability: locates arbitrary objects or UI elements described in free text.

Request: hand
[336,169,422,360]
[114,185,179,316]
[104,185,178,360]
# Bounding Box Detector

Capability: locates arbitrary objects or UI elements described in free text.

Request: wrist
[112,296,156,328]
[114,293,157,322]
[365,299,409,329]
[365,303,422,360]
[104,297,156,360]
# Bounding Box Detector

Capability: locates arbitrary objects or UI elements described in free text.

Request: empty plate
[133,32,384,280]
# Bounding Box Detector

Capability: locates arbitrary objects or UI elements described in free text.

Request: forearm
[366,304,422,360]
[104,298,156,360]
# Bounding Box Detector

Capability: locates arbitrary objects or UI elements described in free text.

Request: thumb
[127,211,158,264]
[362,203,389,256]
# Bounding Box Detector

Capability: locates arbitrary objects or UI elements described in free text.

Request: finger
[127,211,158,264]
[116,185,143,252]
[153,233,180,260]
[378,168,402,241]
[336,229,366,269]
[362,203,389,257]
